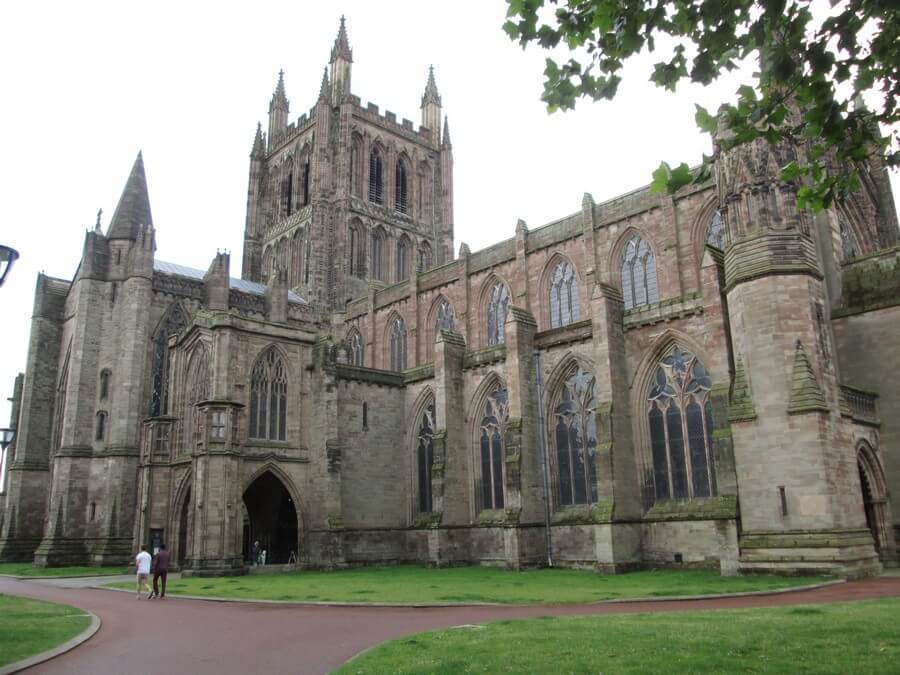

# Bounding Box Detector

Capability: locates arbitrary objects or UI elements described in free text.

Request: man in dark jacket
[149,544,171,599]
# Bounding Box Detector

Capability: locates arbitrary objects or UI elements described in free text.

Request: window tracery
[552,366,598,505]
[486,281,511,346]
[548,260,579,329]
[621,236,659,310]
[347,329,363,366]
[368,148,384,204]
[396,237,410,281]
[840,218,858,261]
[249,347,288,441]
[371,229,385,281]
[150,306,187,417]
[646,347,717,502]
[389,316,407,371]
[434,299,455,335]
[479,385,508,510]
[416,399,435,513]
[184,346,210,449]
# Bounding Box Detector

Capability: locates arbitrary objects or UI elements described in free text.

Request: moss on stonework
[728,355,757,422]
[786,341,829,414]
[834,247,900,317]
[644,495,738,521]
[412,512,442,529]
[550,500,614,525]
[463,345,507,369]
[477,509,520,527]
[327,515,344,530]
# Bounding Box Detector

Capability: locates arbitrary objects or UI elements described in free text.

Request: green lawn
[336,598,900,674]
[0,594,92,667]
[0,562,127,577]
[108,565,829,604]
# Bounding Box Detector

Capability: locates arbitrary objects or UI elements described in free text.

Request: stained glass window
[389,316,407,372]
[486,282,511,346]
[552,366,598,505]
[479,386,508,510]
[417,399,435,513]
[150,305,187,417]
[646,347,716,501]
[621,236,659,310]
[549,260,579,329]
[249,347,287,441]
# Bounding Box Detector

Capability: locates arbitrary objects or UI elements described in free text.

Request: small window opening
[95,411,107,441]
[110,283,117,305]
[116,249,121,265]
[210,410,226,440]
[89,502,97,521]
[286,172,294,216]
[99,370,110,400]
[362,402,368,430]
[674,552,683,563]
[779,486,788,517]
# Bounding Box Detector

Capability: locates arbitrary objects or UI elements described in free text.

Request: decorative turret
[106,152,153,241]
[330,16,352,103]
[319,66,330,101]
[268,70,289,147]
[442,115,452,148]
[421,66,442,145]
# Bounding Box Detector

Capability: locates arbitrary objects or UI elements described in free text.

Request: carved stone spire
[421,65,442,107]
[329,16,353,101]
[272,69,288,108]
[319,66,330,100]
[107,152,153,240]
[331,15,353,63]
[251,122,265,159]
[442,116,451,148]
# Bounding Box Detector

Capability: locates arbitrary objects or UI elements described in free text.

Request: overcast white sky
[0,0,897,427]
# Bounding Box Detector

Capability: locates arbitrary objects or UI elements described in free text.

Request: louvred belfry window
[395,161,408,214]
[368,149,383,204]
[249,347,288,441]
[647,347,717,502]
[479,386,508,510]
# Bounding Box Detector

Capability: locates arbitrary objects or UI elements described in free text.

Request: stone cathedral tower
[241,17,454,310]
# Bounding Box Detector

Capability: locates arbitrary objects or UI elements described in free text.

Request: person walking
[135,546,152,600]
[252,540,260,566]
[149,543,171,599]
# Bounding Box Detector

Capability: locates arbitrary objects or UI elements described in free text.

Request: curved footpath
[2,575,899,675]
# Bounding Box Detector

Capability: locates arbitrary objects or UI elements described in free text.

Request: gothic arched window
[396,237,410,282]
[99,369,111,400]
[389,316,407,371]
[371,229,385,281]
[261,247,274,283]
[840,218,858,261]
[150,305,187,417]
[350,135,364,198]
[184,346,210,449]
[646,347,717,502]
[552,366,598,506]
[706,210,725,250]
[291,229,304,287]
[549,260,579,329]
[349,222,365,278]
[417,161,432,221]
[249,347,288,441]
[486,281,511,346]
[52,344,71,452]
[621,236,659,310]
[368,148,384,205]
[347,329,363,366]
[434,298,455,336]
[479,385,508,510]
[95,411,107,442]
[416,399,435,513]
[395,160,409,214]
[301,157,311,207]
[418,242,433,272]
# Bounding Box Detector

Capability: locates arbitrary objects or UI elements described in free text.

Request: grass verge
[107,565,830,604]
[0,562,127,577]
[335,598,900,674]
[0,594,92,667]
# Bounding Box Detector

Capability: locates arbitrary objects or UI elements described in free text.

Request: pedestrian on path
[135,545,152,599]
[252,540,260,566]
[149,543,170,599]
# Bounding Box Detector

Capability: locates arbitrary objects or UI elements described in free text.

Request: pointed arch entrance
[243,470,299,565]
[857,443,892,560]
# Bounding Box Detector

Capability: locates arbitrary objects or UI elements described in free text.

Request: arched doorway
[857,444,892,561]
[177,486,191,568]
[243,471,298,565]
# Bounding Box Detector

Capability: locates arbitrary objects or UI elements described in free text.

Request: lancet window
[418,242,433,272]
[249,347,288,441]
[150,305,187,417]
[99,369,111,400]
[395,160,408,214]
[396,237,410,282]
[371,230,385,281]
[434,299,455,335]
[552,366,598,506]
[347,329,363,366]
[95,411,107,442]
[349,222,365,278]
[389,316,407,372]
[646,347,717,502]
[416,399,435,513]
[479,385,508,510]
[486,281,511,346]
[549,260,579,329]
[706,210,725,250]
[621,236,659,310]
[184,346,210,449]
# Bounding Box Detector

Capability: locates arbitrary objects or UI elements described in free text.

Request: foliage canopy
[504,0,899,209]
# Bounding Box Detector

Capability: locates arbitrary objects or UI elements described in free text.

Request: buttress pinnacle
[272,69,288,108]
[319,66,330,100]
[442,116,452,147]
[331,15,353,62]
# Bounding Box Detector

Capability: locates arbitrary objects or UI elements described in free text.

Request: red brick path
[3,576,899,674]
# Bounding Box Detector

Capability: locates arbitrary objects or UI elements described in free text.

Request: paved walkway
[3,575,899,674]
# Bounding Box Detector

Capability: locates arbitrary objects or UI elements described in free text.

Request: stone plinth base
[180,556,245,577]
[0,536,43,562]
[33,537,90,567]
[90,537,134,566]
[739,528,881,578]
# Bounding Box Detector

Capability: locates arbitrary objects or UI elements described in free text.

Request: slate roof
[154,260,306,304]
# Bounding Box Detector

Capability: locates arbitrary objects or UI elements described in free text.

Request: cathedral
[2,19,898,577]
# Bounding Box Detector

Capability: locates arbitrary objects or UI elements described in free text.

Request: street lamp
[0,246,19,287]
